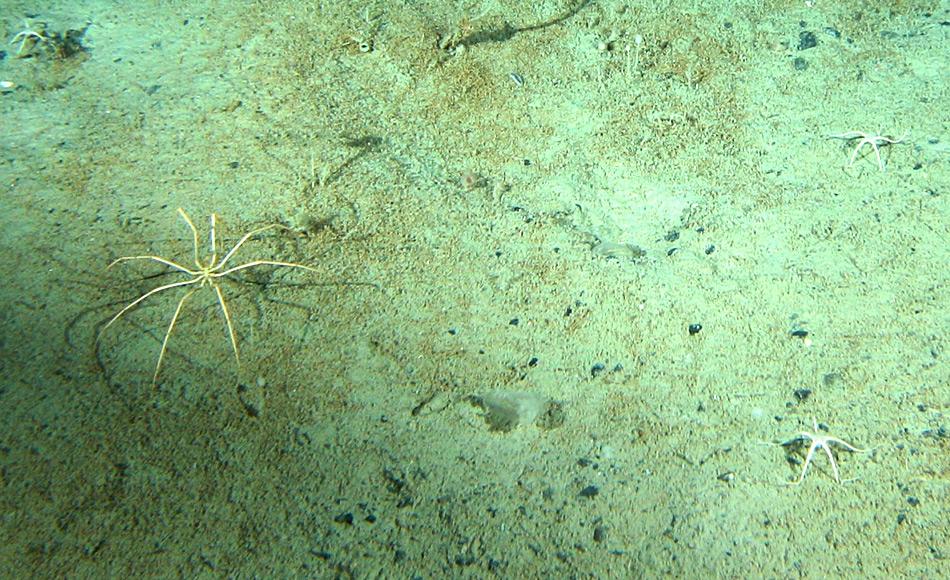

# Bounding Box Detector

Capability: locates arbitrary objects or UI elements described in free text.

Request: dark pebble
[798,31,818,50]
[579,485,599,498]
[333,512,354,525]
[688,323,702,335]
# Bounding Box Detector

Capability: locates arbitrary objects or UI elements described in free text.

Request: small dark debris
[798,31,818,50]
[333,512,354,525]
[579,485,599,498]
[897,513,907,525]
[793,57,808,70]
[593,525,607,543]
[666,247,679,256]
[922,426,947,439]
[824,27,841,38]
[591,363,606,377]
[664,230,680,242]
[382,468,406,494]
[705,244,715,255]
[228,161,239,169]
[448,328,457,335]
[907,496,920,507]
[528,357,538,367]
[793,388,812,402]
[790,329,809,338]
[509,318,519,326]
[688,323,702,335]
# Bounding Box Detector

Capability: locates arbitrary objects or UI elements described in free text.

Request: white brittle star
[828,131,906,172]
[780,417,868,485]
[9,19,48,56]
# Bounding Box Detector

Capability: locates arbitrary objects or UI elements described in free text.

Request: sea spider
[100,208,316,384]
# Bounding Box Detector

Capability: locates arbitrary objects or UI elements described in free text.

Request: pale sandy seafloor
[0,0,947,577]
